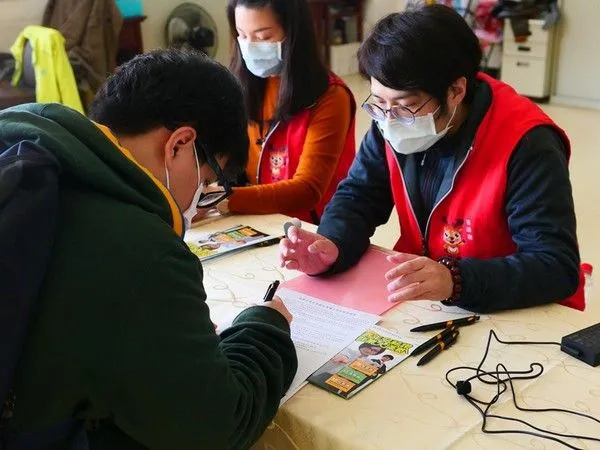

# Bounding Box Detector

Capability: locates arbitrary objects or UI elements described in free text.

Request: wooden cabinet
[117,16,146,66]
[308,0,364,69]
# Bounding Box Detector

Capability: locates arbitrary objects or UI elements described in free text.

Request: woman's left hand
[385,253,454,302]
[192,207,214,222]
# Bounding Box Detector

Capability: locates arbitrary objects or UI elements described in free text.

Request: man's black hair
[89,49,248,179]
[358,4,482,111]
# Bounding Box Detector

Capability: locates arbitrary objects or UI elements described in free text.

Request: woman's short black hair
[358,4,482,109]
[89,49,248,179]
[227,0,329,123]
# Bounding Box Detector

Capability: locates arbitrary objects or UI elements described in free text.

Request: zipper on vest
[423,145,474,251]
[394,157,426,255]
[256,121,281,184]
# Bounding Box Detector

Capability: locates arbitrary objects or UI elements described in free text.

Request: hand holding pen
[263,280,280,302]
[279,219,339,275]
[262,280,293,324]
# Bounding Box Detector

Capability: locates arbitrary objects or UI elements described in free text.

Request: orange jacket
[228,73,356,223]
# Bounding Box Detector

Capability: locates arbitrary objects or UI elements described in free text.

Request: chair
[0,42,36,110]
[1,26,88,113]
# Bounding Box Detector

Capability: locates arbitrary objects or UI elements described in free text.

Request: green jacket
[0,104,297,450]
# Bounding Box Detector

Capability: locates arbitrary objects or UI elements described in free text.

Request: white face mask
[237,37,283,78]
[165,143,203,232]
[379,106,458,155]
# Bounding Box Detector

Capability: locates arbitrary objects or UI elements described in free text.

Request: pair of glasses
[362,96,434,125]
[195,141,233,208]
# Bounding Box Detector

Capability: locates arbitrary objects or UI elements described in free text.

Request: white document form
[276,288,381,404]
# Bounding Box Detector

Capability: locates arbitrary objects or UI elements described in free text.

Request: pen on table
[263,280,280,302]
[411,326,457,357]
[416,330,460,367]
[255,236,283,247]
[410,315,480,333]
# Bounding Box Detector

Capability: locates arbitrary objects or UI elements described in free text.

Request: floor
[342,74,600,312]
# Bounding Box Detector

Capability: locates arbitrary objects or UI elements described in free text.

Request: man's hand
[279,226,339,275]
[385,253,453,302]
[262,296,293,324]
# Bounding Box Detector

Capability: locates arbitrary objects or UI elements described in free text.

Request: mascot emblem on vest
[442,217,466,257]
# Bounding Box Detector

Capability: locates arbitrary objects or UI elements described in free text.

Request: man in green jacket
[0,49,297,449]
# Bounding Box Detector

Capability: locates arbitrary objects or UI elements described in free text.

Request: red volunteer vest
[385,73,585,310]
[257,73,356,224]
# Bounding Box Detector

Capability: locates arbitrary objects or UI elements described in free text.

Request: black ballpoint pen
[254,236,283,247]
[263,280,280,302]
[416,330,459,366]
[411,326,457,357]
[410,315,480,332]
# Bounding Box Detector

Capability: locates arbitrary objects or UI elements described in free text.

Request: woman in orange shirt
[218,0,356,224]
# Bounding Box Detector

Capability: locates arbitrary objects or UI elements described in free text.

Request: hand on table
[279,226,339,275]
[192,207,215,222]
[192,184,230,219]
[385,253,453,302]
[202,186,229,214]
[262,296,293,324]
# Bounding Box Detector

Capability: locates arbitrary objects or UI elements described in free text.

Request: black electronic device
[561,322,600,367]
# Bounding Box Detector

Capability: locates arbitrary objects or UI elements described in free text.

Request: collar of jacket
[393,80,493,224]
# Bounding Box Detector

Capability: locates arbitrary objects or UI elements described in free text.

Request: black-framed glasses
[361,95,434,125]
[195,141,233,208]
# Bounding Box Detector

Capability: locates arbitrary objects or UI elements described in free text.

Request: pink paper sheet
[282,247,398,315]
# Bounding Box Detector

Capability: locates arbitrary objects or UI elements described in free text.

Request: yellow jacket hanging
[11,26,84,114]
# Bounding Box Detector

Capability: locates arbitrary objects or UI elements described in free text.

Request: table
[187,214,600,450]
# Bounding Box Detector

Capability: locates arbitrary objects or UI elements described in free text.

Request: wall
[551,0,600,109]
[0,0,230,64]
[0,0,405,65]
[0,0,46,51]
[364,0,407,34]
[144,0,408,66]
[142,0,230,65]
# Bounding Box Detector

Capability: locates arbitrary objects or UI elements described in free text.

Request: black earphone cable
[445,329,600,449]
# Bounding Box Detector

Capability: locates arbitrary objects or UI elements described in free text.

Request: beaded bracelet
[438,256,463,305]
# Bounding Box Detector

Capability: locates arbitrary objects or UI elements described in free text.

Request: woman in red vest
[280,5,584,312]
[214,0,356,224]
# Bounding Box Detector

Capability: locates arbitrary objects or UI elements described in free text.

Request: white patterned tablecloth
[188,215,600,450]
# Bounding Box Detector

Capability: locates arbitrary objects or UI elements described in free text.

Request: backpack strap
[0,141,64,449]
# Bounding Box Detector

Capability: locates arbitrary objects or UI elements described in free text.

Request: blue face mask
[237,37,283,78]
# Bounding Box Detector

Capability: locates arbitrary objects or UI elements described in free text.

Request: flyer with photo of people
[308,326,418,399]
[187,225,276,261]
